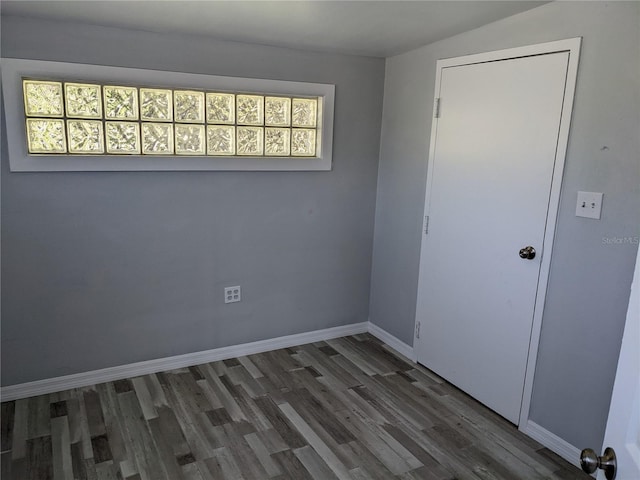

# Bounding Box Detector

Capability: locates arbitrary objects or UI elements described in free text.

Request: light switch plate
[576,191,603,219]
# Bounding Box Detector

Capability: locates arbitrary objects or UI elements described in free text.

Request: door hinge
[415,321,421,339]
[424,215,430,235]
[434,98,441,118]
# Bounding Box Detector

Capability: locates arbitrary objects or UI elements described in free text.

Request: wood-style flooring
[1,334,591,480]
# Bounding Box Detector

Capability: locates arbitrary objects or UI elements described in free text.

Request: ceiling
[1,1,547,58]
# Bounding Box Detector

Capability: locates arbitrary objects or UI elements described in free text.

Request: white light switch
[576,191,603,219]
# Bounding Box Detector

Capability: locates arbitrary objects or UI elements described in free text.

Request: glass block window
[20,78,320,158]
[3,59,335,172]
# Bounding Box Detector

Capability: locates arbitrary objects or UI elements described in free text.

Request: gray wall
[1,16,385,386]
[370,1,639,450]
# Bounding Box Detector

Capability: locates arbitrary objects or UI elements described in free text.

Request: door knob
[580,447,616,479]
[519,246,536,259]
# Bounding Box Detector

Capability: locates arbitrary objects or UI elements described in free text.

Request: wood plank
[332,405,419,475]
[283,387,356,445]
[237,355,265,379]
[219,379,272,431]
[1,450,13,479]
[200,364,247,422]
[1,401,15,453]
[294,445,340,480]
[181,461,206,480]
[74,389,96,461]
[95,383,131,473]
[84,390,107,438]
[253,396,307,449]
[254,428,289,455]
[117,391,167,480]
[131,377,158,420]
[278,402,352,480]
[244,431,282,477]
[27,395,51,439]
[383,424,454,479]
[325,338,382,376]
[296,345,361,389]
[145,374,169,408]
[206,446,245,479]
[147,417,186,480]
[26,436,53,480]
[91,435,113,464]
[225,363,267,397]
[195,378,224,411]
[49,401,68,419]
[113,380,133,394]
[339,440,395,480]
[70,441,89,480]
[11,398,29,460]
[271,449,314,480]
[95,461,118,480]
[51,416,73,480]
[165,372,212,414]
[119,459,138,478]
[221,422,270,479]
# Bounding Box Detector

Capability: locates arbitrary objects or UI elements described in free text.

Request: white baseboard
[522,420,583,470]
[367,321,416,361]
[0,322,368,402]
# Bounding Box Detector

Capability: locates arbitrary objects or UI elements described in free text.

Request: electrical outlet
[576,191,603,219]
[224,286,241,304]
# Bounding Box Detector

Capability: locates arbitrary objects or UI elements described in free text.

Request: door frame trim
[414,38,582,430]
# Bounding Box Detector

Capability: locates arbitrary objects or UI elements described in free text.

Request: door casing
[414,38,582,429]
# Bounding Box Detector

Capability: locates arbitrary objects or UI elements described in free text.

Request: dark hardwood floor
[1,334,591,479]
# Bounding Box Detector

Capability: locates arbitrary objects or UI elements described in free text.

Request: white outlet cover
[576,191,603,219]
[224,286,241,304]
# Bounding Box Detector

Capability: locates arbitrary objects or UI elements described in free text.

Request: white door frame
[415,38,582,429]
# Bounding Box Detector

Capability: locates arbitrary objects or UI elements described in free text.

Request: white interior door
[415,48,573,424]
[595,246,640,480]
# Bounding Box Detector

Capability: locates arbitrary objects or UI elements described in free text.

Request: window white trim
[1,58,335,171]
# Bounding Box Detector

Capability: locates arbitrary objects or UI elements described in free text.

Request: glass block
[265,128,290,156]
[207,126,235,155]
[104,86,138,120]
[236,95,264,125]
[67,120,104,154]
[174,90,205,123]
[291,128,316,156]
[106,122,140,154]
[206,93,235,124]
[140,88,173,122]
[292,98,318,128]
[23,80,64,117]
[65,83,102,118]
[175,124,205,155]
[265,97,291,126]
[236,127,264,156]
[26,119,66,153]
[141,123,174,155]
